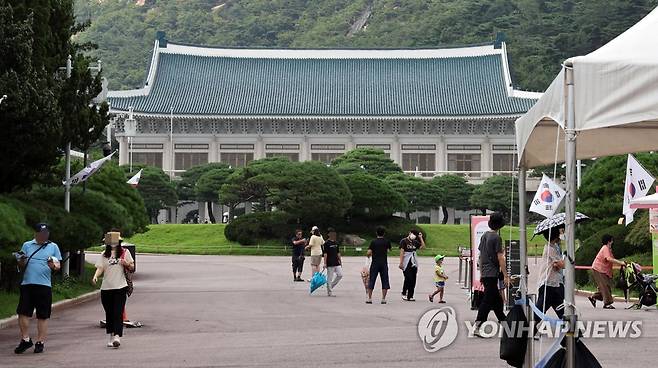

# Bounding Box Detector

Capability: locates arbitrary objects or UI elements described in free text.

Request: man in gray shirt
[475,213,510,335]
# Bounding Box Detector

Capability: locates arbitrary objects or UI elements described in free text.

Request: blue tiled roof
[108,46,536,117]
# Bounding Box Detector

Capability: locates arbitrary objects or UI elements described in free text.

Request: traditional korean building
[107,32,541,223]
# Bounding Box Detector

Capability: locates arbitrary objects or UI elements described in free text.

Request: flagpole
[564,62,577,368]
[170,107,174,180]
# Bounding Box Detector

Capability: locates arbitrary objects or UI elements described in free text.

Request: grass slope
[124,224,546,256]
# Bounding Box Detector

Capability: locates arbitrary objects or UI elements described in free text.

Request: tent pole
[518,165,532,368]
[564,63,577,368]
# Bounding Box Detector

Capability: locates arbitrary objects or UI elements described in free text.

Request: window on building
[401,153,436,171]
[493,153,518,172]
[221,152,254,168]
[265,152,299,161]
[132,152,163,168]
[311,152,342,165]
[447,154,481,173]
[175,153,208,170]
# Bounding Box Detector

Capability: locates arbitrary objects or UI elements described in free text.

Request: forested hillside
[75,0,657,91]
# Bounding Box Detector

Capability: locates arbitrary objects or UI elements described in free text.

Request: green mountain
[75,0,657,91]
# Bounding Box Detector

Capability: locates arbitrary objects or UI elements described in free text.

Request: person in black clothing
[322,228,343,297]
[399,229,425,301]
[366,226,392,304]
[474,212,510,336]
[291,229,307,282]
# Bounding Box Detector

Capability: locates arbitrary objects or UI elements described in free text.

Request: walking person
[93,232,135,348]
[429,254,448,303]
[588,234,626,309]
[322,228,343,297]
[14,223,62,354]
[291,229,307,282]
[306,226,324,279]
[535,227,565,328]
[399,229,425,301]
[366,226,391,304]
[474,213,509,336]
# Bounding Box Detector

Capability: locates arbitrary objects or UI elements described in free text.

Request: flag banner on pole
[63,151,116,186]
[529,174,566,218]
[623,154,655,225]
[126,169,143,188]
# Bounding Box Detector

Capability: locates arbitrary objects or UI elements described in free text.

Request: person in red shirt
[589,234,626,309]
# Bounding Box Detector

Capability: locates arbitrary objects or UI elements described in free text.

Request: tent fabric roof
[515,7,658,168]
[108,38,538,118]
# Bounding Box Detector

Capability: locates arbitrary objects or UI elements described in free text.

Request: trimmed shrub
[224,212,296,245]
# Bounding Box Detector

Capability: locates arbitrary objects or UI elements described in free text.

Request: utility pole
[63,55,72,278]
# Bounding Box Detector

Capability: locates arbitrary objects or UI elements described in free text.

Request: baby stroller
[623,262,658,309]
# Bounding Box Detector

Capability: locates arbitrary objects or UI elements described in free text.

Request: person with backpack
[92,231,135,348]
[14,223,62,354]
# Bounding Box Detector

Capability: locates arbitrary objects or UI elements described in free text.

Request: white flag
[623,154,655,225]
[63,151,116,186]
[529,174,566,218]
[126,169,143,188]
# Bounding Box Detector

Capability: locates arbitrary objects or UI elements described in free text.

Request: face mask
[110,243,119,248]
[409,234,417,240]
[559,234,565,241]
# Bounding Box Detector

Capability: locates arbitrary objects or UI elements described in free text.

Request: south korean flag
[529,174,566,218]
[623,154,655,225]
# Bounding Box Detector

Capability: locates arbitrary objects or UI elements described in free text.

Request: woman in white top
[93,235,134,348]
[305,226,324,278]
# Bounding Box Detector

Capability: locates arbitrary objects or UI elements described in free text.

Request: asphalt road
[0,254,655,368]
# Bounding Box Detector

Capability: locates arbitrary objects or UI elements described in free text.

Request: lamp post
[60,56,103,277]
[124,107,137,173]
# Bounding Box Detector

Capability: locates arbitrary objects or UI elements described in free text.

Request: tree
[0,1,108,193]
[470,175,518,220]
[332,148,403,177]
[0,4,60,193]
[342,172,406,218]
[195,166,234,223]
[384,173,438,220]
[177,162,232,200]
[431,175,474,224]
[125,166,177,223]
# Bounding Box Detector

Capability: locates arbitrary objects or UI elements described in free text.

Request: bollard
[458,257,463,285]
[464,259,470,289]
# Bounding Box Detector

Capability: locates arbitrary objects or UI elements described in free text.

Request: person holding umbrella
[535,226,566,329]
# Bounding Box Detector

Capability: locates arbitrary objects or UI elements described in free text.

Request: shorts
[434,281,446,288]
[310,255,322,266]
[17,284,53,319]
[368,262,390,290]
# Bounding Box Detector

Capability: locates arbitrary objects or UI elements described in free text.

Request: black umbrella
[533,212,589,238]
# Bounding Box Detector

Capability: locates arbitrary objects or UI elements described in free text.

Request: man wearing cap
[14,223,62,354]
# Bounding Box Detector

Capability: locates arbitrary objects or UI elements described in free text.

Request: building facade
[107,33,541,223]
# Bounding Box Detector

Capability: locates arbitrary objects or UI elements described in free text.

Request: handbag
[120,250,134,297]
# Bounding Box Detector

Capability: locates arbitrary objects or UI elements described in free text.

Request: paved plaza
[1,254,656,367]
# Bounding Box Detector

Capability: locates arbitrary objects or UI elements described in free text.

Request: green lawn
[121,224,546,257]
[0,263,99,320]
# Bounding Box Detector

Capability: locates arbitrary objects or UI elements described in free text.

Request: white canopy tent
[515,7,658,368]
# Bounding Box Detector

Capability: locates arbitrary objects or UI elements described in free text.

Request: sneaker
[33,341,44,354]
[381,300,387,304]
[112,335,121,348]
[401,295,408,301]
[439,300,446,304]
[408,297,416,302]
[603,304,615,309]
[365,299,373,304]
[14,338,33,354]
[428,295,434,303]
[588,296,597,308]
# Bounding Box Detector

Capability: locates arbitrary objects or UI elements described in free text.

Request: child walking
[429,255,448,303]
